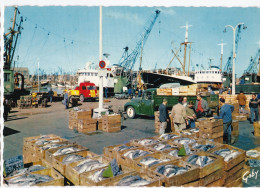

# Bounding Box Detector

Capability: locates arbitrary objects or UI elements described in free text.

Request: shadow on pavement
[9,111,19,113]
[3,126,20,136]
[5,116,28,122]
[121,125,127,130]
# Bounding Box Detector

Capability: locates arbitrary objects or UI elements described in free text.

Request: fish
[187,155,214,167]
[172,138,196,145]
[192,143,215,152]
[123,150,150,159]
[35,139,60,146]
[190,128,199,133]
[181,131,192,135]
[247,159,260,167]
[168,150,179,157]
[88,169,106,183]
[7,174,53,186]
[7,168,28,177]
[74,159,107,173]
[117,175,150,186]
[27,165,46,172]
[137,139,159,146]
[140,157,160,167]
[153,144,173,151]
[155,165,189,177]
[62,154,85,164]
[7,165,46,178]
[114,145,136,152]
[40,143,67,150]
[159,134,180,140]
[246,150,260,158]
[53,146,80,156]
[214,149,241,162]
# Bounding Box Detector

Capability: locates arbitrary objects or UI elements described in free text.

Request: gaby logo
[242,169,259,183]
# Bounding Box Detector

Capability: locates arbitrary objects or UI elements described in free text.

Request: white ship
[194,66,222,84]
[77,62,114,89]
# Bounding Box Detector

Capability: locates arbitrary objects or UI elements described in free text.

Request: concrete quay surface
[3,98,260,187]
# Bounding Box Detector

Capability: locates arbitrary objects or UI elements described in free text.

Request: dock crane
[113,10,161,93]
[244,49,260,74]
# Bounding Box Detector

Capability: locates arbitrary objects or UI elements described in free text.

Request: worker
[48,89,54,103]
[138,89,142,97]
[182,97,188,107]
[249,94,259,123]
[64,91,69,109]
[171,96,187,133]
[236,91,247,114]
[105,87,108,98]
[128,88,132,98]
[3,97,9,121]
[185,101,196,128]
[212,98,234,144]
[195,94,209,118]
[159,98,169,135]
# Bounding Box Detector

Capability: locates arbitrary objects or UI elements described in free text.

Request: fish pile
[7,165,46,177]
[247,159,260,167]
[137,139,159,146]
[167,150,179,158]
[28,135,53,142]
[6,174,54,186]
[214,149,241,162]
[187,155,214,167]
[192,143,215,152]
[155,165,189,177]
[181,128,199,135]
[74,159,107,173]
[140,156,170,167]
[35,139,61,146]
[88,169,106,183]
[172,137,196,145]
[117,175,150,186]
[159,134,180,140]
[113,145,136,152]
[246,150,260,158]
[123,150,150,159]
[53,146,80,156]
[190,128,199,133]
[151,143,173,151]
[62,154,86,164]
[40,143,68,150]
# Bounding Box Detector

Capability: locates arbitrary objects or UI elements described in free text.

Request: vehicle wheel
[80,95,85,102]
[126,106,135,119]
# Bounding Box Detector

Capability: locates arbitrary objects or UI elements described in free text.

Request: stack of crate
[253,121,260,137]
[102,114,121,132]
[78,118,98,133]
[232,120,239,138]
[154,111,160,133]
[68,109,92,130]
[211,145,246,187]
[198,118,223,144]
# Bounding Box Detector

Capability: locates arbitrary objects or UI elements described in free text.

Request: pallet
[149,159,200,186]
[80,164,134,186]
[65,156,109,185]
[45,144,88,165]
[210,144,246,171]
[103,171,162,187]
[52,150,99,175]
[183,151,224,178]
[199,169,224,186]
[4,168,64,186]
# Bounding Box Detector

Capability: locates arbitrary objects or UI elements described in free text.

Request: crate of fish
[210,144,246,171]
[45,144,88,165]
[117,147,156,169]
[52,150,99,175]
[4,167,64,186]
[169,136,198,146]
[23,134,61,149]
[161,147,195,161]
[103,171,162,187]
[80,163,134,186]
[111,144,139,160]
[135,153,178,173]
[224,168,244,186]
[183,151,224,178]
[146,142,182,153]
[130,137,161,147]
[224,160,245,183]
[180,128,200,138]
[245,146,260,161]
[65,156,109,185]
[205,175,225,187]
[189,139,223,153]
[154,133,181,142]
[148,159,200,186]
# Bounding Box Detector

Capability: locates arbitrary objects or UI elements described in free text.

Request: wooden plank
[52,150,98,175]
[181,179,200,187]
[225,160,244,179]
[224,168,243,185]
[206,175,225,187]
[225,177,242,187]
[199,169,224,186]
[199,125,223,134]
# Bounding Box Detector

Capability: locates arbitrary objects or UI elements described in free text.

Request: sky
[4,6,260,77]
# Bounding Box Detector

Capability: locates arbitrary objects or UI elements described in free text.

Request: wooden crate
[4,168,64,186]
[199,131,223,139]
[157,88,173,96]
[183,151,224,178]
[103,171,162,187]
[224,168,244,185]
[189,139,223,153]
[210,144,246,171]
[45,144,88,165]
[76,110,92,120]
[181,179,200,187]
[200,125,223,134]
[149,159,200,186]
[65,156,109,185]
[23,134,60,149]
[225,160,245,179]
[80,164,134,186]
[154,132,181,142]
[225,177,242,187]
[206,175,225,187]
[103,143,137,159]
[102,124,121,133]
[199,118,223,127]
[199,169,224,186]
[69,119,78,129]
[213,136,223,144]
[52,150,99,175]
[102,114,121,124]
[232,115,247,121]
[253,121,260,137]
[148,141,182,153]
[78,120,97,133]
[130,137,160,147]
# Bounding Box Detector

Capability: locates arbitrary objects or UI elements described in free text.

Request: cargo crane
[223,25,242,88]
[112,10,161,93]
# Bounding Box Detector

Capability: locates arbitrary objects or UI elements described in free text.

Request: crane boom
[244,49,260,73]
[118,10,160,70]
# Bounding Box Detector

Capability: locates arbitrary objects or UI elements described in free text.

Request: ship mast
[218,40,227,71]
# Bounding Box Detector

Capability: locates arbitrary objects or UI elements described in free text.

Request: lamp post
[224,23,246,95]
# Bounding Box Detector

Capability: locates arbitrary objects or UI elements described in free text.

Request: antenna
[218,40,227,70]
[180,22,192,42]
[257,40,260,49]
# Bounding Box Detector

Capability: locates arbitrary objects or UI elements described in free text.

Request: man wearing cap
[213,98,235,144]
[159,98,169,135]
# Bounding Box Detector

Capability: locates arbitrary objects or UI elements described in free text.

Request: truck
[124,88,219,119]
